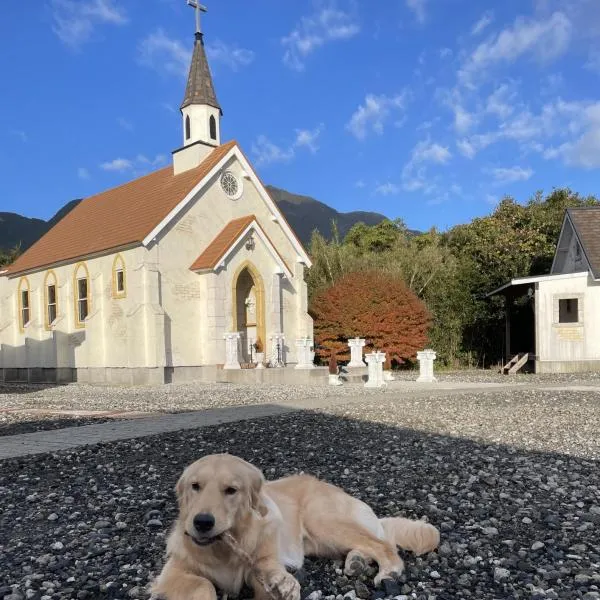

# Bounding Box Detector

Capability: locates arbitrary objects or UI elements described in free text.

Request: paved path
[2,381,599,460]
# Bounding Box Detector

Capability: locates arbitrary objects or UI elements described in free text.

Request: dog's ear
[175,471,186,503]
[245,462,267,517]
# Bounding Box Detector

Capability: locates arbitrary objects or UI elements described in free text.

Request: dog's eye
[224,487,238,496]
[191,482,201,492]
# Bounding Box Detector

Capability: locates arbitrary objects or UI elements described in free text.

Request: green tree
[0,245,21,268]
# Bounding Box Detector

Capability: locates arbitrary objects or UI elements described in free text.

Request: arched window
[73,263,90,327]
[44,270,59,329]
[17,277,31,332]
[112,254,126,299]
[209,115,217,140]
[185,115,191,140]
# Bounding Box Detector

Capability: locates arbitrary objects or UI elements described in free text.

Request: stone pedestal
[255,352,265,369]
[348,338,366,368]
[383,370,396,381]
[223,332,242,370]
[364,351,387,388]
[329,373,343,386]
[294,337,315,370]
[269,333,285,368]
[417,349,437,382]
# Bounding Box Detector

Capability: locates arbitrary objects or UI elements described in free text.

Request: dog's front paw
[267,571,301,600]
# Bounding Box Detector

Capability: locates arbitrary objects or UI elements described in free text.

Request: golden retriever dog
[151,454,439,600]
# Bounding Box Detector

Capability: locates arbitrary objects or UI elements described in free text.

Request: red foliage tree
[310,271,431,363]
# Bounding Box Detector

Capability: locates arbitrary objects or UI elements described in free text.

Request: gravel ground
[390,369,600,385]
[0,416,119,437]
[2,369,600,434]
[1,390,599,600]
[0,381,384,416]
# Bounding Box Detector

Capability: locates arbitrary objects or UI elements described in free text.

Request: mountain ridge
[0,187,390,254]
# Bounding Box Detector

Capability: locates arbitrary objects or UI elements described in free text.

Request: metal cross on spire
[187,0,207,35]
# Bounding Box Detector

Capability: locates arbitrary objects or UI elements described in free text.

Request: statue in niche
[245,285,257,326]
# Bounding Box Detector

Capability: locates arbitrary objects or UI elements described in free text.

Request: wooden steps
[501,353,531,375]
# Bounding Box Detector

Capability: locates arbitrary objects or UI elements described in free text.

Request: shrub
[310,271,430,364]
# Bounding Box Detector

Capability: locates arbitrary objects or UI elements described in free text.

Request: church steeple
[181,31,222,115]
[173,1,222,175]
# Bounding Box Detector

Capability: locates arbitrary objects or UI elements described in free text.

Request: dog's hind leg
[380,517,440,556]
[305,519,404,586]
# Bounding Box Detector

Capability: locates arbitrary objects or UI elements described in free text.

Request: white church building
[0,16,313,384]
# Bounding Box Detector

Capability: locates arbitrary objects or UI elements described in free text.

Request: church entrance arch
[232,262,266,363]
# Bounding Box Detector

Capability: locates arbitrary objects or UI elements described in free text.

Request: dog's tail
[379,517,440,556]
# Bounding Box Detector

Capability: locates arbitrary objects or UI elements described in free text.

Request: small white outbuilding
[488,207,600,374]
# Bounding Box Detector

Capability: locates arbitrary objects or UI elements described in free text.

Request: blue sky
[2,0,600,232]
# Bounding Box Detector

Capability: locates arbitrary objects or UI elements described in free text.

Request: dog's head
[175,453,265,547]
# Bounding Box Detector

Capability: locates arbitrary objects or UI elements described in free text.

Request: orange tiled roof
[190,215,256,271]
[6,141,237,276]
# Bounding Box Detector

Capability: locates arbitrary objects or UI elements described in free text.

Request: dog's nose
[193,513,215,533]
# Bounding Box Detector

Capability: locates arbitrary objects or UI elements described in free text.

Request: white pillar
[294,337,315,369]
[416,349,437,382]
[364,351,386,388]
[348,338,366,368]
[269,332,285,367]
[223,332,242,370]
[271,273,283,334]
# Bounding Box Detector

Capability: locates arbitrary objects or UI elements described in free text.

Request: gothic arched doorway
[232,262,266,363]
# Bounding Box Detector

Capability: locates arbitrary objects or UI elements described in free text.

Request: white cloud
[471,11,494,36]
[489,166,534,183]
[459,12,572,86]
[100,158,133,172]
[51,0,127,47]
[401,139,451,193]
[117,117,133,131]
[77,167,90,180]
[100,154,166,173]
[439,88,477,134]
[454,98,595,161]
[486,84,516,119]
[453,105,477,134]
[252,136,295,167]
[136,154,167,167]
[346,92,410,140]
[412,140,452,164]
[457,138,476,159]
[355,179,366,188]
[252,124,324,166]
[406,0,427,24]
[375,182,402,196]
[206,40,255,71]
[439,47,452,59]
[545,101,600,168]
[138,29,190,77]
[294,124,324,154]
[139,31,253,77]
[282,3,360,71]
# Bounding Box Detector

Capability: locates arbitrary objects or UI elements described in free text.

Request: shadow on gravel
[0,410,598,600]
[0,382,67,395]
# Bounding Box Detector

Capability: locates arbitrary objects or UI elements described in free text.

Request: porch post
[505,295,511,362]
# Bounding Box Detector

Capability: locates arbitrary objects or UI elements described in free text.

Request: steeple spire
[181,2,221,114]
[173,0,222,174]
